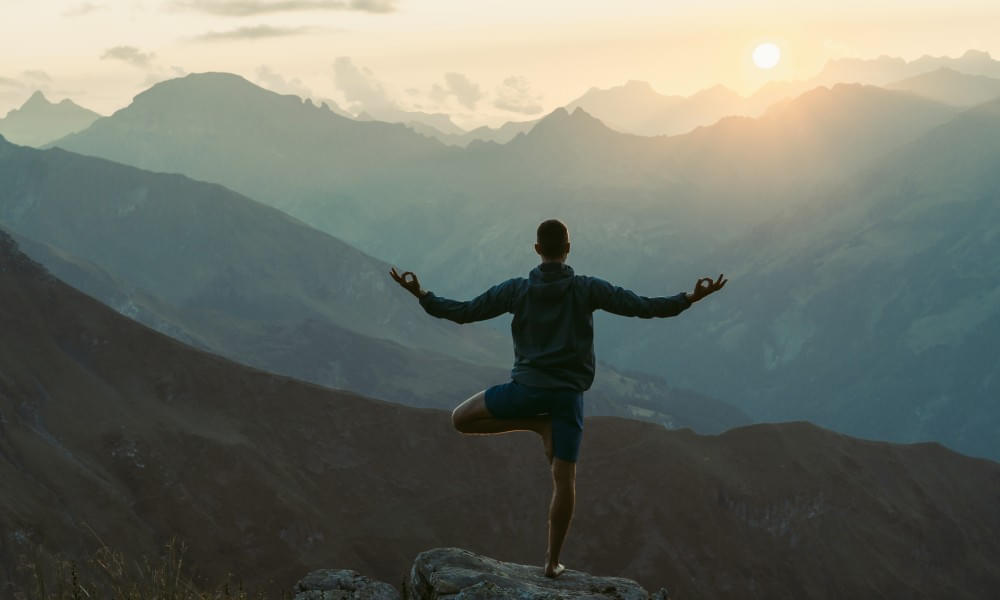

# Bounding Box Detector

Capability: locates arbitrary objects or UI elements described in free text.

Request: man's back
[419,262,692,391]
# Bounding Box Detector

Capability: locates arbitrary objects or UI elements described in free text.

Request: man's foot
[544,562,565,578]
[539,419,553,464]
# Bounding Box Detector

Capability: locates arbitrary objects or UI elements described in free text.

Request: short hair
[537,219,569,258]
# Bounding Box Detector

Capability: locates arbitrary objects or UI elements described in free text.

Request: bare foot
[544,562,565,578]
[539,419,553,464]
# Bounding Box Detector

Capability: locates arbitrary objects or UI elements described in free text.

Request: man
[390,218,726,578]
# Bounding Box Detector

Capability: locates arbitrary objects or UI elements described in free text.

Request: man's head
[535,219,570,262]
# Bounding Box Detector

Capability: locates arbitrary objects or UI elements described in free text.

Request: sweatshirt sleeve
[418,279,519,324]
[587,277,691,318]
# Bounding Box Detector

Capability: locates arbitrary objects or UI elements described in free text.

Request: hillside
[2,229,999,599]
[0,141,747,434]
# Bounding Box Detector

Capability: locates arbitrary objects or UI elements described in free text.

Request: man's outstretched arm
[590,273,727,317]
[390,267,515,324]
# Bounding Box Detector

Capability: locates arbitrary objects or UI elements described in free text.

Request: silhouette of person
[390,218,726,578]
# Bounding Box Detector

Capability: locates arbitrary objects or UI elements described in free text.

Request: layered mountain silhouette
[887,67,1000,106]
[673,97,1000,458]
[0,136,748,433]
[564,50,1000,137]
[54,72,453,213]
[0,91,101,147]
[565,80,748,136]
[813,49,1000,88]
[0,133,502,365]
[409,118,537,147]
[47,70,999,457]
[2,230,998,599]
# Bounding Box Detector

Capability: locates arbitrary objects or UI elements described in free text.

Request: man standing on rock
[390,218,726,578]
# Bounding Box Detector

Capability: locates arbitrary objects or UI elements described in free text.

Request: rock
[404,547,665,599]
[294,569,401,600]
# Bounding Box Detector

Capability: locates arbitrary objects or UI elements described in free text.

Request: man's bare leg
[545,458,575,577]
[452,391,553,463]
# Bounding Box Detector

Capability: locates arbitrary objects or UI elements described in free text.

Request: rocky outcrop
[294,569,401,600]
[403,548,669,600]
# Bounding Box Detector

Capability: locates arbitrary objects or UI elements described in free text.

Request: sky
[3,0,1000,128]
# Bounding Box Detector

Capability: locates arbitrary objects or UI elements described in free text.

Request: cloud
[169,0,397,16]
[22,70,52,83]
[332,56,398,114]
[193,25,315,41]
[255,66,313,97]
[428,72,483,110]
[348,0,395,12]
[102,46,156,68]
[63,2,105,16]
[493,76,543,115]
[100,46,186,88]
[0,70,54,92]
[443,72,482,110]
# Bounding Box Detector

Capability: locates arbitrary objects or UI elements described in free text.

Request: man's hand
[390,267,427,299]
[687,273,727,304]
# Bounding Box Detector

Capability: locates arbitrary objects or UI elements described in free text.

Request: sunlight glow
[752,43,782,69]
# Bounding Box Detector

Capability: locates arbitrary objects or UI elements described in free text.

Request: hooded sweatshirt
[418,262,691,391]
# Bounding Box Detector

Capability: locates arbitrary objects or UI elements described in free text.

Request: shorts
[484,380,584,463]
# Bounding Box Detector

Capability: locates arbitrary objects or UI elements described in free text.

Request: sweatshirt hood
[528,262,574,300]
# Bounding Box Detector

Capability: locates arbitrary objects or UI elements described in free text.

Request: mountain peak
[623,79,655,91]
[140,71,259,99]
[24,90,51,108]
[962,49,992,60]
[516,106,617,145]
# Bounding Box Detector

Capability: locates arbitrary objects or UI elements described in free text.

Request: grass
[13,536,284,600]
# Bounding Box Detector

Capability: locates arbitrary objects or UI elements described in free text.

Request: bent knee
[451,408,467,432]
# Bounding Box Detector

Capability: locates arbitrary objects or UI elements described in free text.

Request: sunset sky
[3,0,1000,128]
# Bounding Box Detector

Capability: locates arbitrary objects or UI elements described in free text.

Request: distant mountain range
[407,117,537,147]
[887,67,1000,106]
[0,91,101,147]
[813,48,1000,87]
[2,229,998,599]
[0,135,748,433]
[48,70,1000,459]
[565,49,1000,137]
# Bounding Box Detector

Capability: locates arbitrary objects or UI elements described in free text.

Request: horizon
[3,1,1000,128]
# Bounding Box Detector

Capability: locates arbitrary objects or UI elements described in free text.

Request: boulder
[404,547,669,599]
[294,569,401,600]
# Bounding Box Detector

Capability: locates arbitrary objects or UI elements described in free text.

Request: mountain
[564,50,1000,138]
[565,80,746,136]
[887,67,1000,106]
[2,230,998,599]
[53,72,455,217]
[0,91,101,147]
[616,98,1000,459]
[356,107,467,137]
[814,49,1000,88]
[52,73,994,457]
[407,118,537,147]
[0,134,505,367]
[8,224,749,434]
[0,138,748,433]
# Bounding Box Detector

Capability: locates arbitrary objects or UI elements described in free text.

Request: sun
[752,43,781,69]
